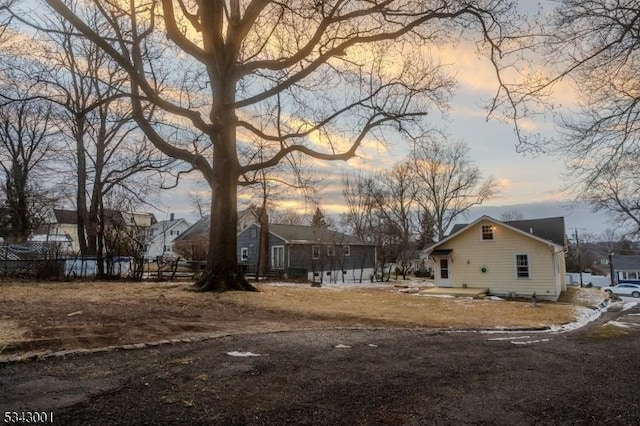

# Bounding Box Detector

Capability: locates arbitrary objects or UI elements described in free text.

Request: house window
[312,245,320,259]
[241,248,249,260]
[622,271,639,280]
[327,245,335,257]
[164,245,171,253]
[344,245,350,256]
[250,228,258,238]
[515,254,530,278]
[272,246,285,269]
[481,225,494,240]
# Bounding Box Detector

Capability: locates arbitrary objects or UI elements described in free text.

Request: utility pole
[575,228,583,288]
[609,252,615,286]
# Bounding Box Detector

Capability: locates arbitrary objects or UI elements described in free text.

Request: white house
[428,216,567,301]
[145,214,191,259]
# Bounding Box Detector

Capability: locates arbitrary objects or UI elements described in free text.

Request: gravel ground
[2,302,639,425]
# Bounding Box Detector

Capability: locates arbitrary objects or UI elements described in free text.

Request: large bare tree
[411,135,498,240]
[45,0,517,291]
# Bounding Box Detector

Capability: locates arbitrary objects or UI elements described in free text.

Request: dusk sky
[154,18,613,238]
[7,0,610,238]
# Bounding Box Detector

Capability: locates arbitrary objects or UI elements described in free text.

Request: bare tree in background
[411,136,498,240]
[500,210,524,222]
[494,1,640,236]
[240,121,319,279]
[368,162,419,279]
[24,7,173,271]
[341,172,377,282]
[0,80,58,241]
[0,0,13,43]
[45,0,519,291]
[574,159,640,236]
[269,209,306,226]
[341,172,375,242]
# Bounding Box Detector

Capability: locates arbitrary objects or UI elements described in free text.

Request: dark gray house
[237,223,376,283]
[611,255,640,282]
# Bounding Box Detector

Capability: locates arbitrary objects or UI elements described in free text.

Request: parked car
[602,283,640,298]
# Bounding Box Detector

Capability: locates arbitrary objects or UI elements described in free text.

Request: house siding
[237,224,263,270]
[237,224,375,282]
[145,220,192,259]
[436,220,563,300]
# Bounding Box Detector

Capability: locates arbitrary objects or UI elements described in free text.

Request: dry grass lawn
[0,280,605,358]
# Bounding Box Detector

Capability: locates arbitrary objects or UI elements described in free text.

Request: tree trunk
[194,120,256,292]
[75,124,89,256]
[257,207,269,279]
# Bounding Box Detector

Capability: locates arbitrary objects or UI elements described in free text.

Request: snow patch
[368,344,378,347]
[606,321,640,328]
[487,335,531,341]
[623,301,639,311]
[335,344,351,348]
[511,338,550,345]
[417,294,456,298]
[226,351,262,357]
[547,305,604,333]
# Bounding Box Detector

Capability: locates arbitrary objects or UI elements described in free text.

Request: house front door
[438,258,451,287]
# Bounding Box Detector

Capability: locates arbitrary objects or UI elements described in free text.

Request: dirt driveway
[2,280,631,425]
[1,302,639,425]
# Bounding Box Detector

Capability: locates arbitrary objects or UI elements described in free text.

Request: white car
[602,283,640,298]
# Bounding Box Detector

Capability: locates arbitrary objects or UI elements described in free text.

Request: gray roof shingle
[449,216,566,247]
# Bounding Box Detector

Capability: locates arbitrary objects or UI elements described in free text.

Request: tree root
[193,264,258,292]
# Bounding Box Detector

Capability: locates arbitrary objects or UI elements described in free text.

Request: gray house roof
[449,216,566,247]
[612,255,640,271]
[178,218,371,246]
[174,216,210,242]
[266,224,370,245]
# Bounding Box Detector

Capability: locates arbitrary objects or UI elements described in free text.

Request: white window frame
[344,245,351,256]
[312,245,320,259]
[272,245,285,269]
[515,254,530,279]
[327,245,335,257]
[481,225,494,241]
[241,247,249,260]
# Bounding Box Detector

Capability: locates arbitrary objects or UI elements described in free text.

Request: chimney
[170,213,175,221]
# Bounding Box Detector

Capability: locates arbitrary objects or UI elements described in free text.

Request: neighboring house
[39,208,157,255]
[611,255,640,282]
[144,213,191,259]
[428,216,567,301]
[28,233,74,255]
[172,215,210,261]
[237,223,376,283]
[46,209,81,253]
[173,210,262,261]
